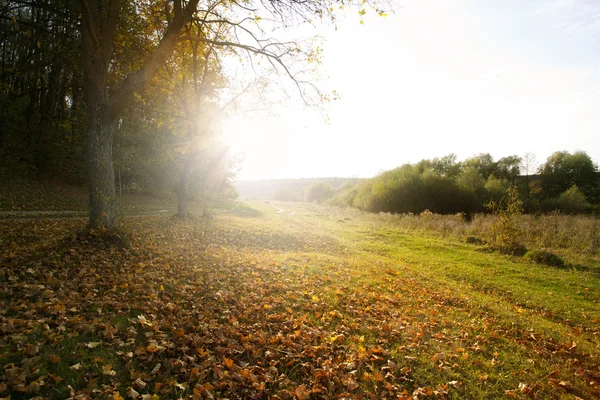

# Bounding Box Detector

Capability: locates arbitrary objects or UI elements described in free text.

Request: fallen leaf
[151,363,161,374]
[126,387,140,398]
[295,385,311,400]
[132,378,147,390]
[69,362,82,371]
[103,364,116,376]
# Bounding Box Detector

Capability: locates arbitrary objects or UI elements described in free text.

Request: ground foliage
[1,203,599,399]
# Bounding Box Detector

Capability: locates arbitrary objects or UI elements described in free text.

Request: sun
[220,115,295,180]
[221,116,251,155]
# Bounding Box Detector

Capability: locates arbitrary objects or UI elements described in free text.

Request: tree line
[0,0,371,227]
[324,152,600,215]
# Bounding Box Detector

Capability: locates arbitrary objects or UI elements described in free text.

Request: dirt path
[0,209,173,220]
[215,202,240,213]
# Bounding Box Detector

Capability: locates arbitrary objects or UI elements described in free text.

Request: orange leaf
[224,357,234,370]
[295,385,311,400]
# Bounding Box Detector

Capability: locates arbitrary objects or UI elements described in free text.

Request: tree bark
[87,101,117,228]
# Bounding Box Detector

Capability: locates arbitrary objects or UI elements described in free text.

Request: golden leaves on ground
[0,215,599,399]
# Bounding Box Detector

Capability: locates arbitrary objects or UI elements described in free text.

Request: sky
[222,0,600,181]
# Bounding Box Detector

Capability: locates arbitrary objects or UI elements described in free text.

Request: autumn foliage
[1,203,599,399]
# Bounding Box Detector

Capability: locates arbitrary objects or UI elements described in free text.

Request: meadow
[1,199,599,399]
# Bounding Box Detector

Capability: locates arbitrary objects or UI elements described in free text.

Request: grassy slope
[0,200,599,399]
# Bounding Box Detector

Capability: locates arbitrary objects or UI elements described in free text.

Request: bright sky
[223,0,600,181]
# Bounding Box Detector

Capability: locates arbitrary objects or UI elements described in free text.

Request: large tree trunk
[177,152,197,218]
[80,0,199,228]
[87,102,117,228]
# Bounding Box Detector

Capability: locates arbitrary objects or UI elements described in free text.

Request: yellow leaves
[329,334,344,342]
[145,341,165,353]
[102,364,116,376]
[4,205,599,399]
[113,393,125,400]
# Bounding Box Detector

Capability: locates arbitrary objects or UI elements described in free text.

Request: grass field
[1,199,599,399]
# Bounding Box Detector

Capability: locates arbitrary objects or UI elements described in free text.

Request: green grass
[1,199,599,399]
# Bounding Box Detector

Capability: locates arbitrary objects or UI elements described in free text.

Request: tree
[430,153,461,177]
[0,1,85,179]
[305,182,333,203]
[538,151,598,202]
[81,0,204,228]
[462,153,497,180]
[79,0,373,228]
[519,152,537,199]
[495,155,521,183]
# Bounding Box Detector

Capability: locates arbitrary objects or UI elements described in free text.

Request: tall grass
[332,207,600,255]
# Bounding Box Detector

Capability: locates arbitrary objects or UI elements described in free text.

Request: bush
[493,243,528,256]
[524,250,565,267]
[557,185,590,214]
[485,186,527,255]
[466,236,484,245]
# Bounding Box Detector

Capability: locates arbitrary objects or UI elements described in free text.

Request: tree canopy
[327,151,599,215]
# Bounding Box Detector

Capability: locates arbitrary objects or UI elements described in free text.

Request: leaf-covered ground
[1,202,599,399]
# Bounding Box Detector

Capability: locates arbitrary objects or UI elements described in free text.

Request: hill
[235,178,363,201]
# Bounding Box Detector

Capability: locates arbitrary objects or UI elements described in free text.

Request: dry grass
[333,208,600,255]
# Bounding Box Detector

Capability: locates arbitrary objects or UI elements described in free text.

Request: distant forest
[243,152,600,215]
[236,178,363,202]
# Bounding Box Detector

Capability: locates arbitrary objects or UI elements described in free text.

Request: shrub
[557,185,590,214]
[485,186,527,255]
[466,236,484,245]
[493,243,528,256]
[524,250,565,267]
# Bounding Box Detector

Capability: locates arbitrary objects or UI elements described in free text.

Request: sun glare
[222,115,291,180]
[222,116,248,155]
